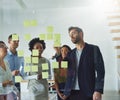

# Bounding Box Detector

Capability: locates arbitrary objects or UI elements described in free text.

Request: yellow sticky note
[54,34,61,40]
[30,20,38,26]
[23,20,30,27]
[32,65,38,72]
[24,57,31,63]
[53,41,61,47]
[42,72,48,79]
[24,34,31,41]
[53,34,61,47]
[15,76,22,83]
[12,34,19,41]
[39,34,46,40]
[47,26,53,33]
[61,61,68,68]
[47,34,53,40]
[42,63,49,70]
[32,49,39,56]
[17,50,24,57]
[32,57,39,64]
[52,62,59,69]
[24,66,31,72]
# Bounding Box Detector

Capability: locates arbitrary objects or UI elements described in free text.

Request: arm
[93,46,105,100]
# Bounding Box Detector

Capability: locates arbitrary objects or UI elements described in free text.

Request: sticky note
[61,61,68,68]
[12,34,19,41]
[47,34,53,40]
[31,20,38,26]
[42,72,48,79]
[32,57,39,64]
[23,20,30,27]
[24,66,31,72]
[15,76,22,83]
[42,63,49,70]
[52,62,59,69]
[32,49,39,56]
[24,34,31,41]
[47,26,53,33]
[53,34,61,47]
[32,65,38,72]
[24,57,31,63]
[39,34,46,40]
[17,50,24,57]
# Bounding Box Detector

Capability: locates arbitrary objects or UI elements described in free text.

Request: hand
[2,80,13,87]
[58,92,64,99]
[12,70,19,76]
[61,95,68,100]
[93,91,102,100]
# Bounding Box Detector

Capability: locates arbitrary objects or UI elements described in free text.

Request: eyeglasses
[0,45,8,49]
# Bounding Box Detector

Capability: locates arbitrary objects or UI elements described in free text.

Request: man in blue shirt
[5,34,24,92]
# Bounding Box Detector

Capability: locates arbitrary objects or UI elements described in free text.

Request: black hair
[29,37,46,51]
[8,33,19,40]
[0,41,5,44]
[68,26,83,33]
[61,45,71,52]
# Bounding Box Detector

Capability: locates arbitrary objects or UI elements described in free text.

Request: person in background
[54,45,71,100]
[5,34,24,92]
[52,46,61,61]
[0,41,13,100]
[61,26,105,100]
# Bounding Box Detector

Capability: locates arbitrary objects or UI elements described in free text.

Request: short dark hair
[8,33,19,40]
[68,26,83,33]
[61,45,71,52]
[29,38,46,51]
[0,41,5,44]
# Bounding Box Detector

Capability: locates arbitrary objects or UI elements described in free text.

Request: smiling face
[33,42,44,56]
[61,46,70,59]
[0,43,8,58]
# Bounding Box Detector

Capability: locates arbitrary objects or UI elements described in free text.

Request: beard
[71,37,80,44]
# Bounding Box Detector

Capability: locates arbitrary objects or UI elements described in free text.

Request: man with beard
[5,34,24,93]
[61,27,105,100]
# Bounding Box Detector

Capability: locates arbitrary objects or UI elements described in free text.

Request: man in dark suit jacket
[61,26,105,100]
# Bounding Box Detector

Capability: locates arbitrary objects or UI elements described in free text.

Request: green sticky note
[42,72,48,79]
[31,20,38,26]
[32,49,39,56]
[39,34,46,40]
[53,34,61,47]
[32,65,38,72]
[17,50,24,57]
[24,66,31,72]
[24,34,31,41]
[53,41,61,47]
[32,57,39,64]
[61,61,68,68]
[15,76,22,83]
[23,20,30,27]
[47,34,53,40]
[47,26,53,33]
[12,34,19,41]
[52,62,59,69]
[42,63,49,70]
[54,34,61,40]
[24,57,31,63]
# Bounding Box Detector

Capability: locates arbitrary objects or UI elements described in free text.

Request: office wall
[0,5,118,91]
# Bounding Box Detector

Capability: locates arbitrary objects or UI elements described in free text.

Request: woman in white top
[0,41,13,100]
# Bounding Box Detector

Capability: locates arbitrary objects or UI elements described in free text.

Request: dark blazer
[63,43,105,97]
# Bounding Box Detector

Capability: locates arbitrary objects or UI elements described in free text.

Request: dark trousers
[66,90,93,100]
